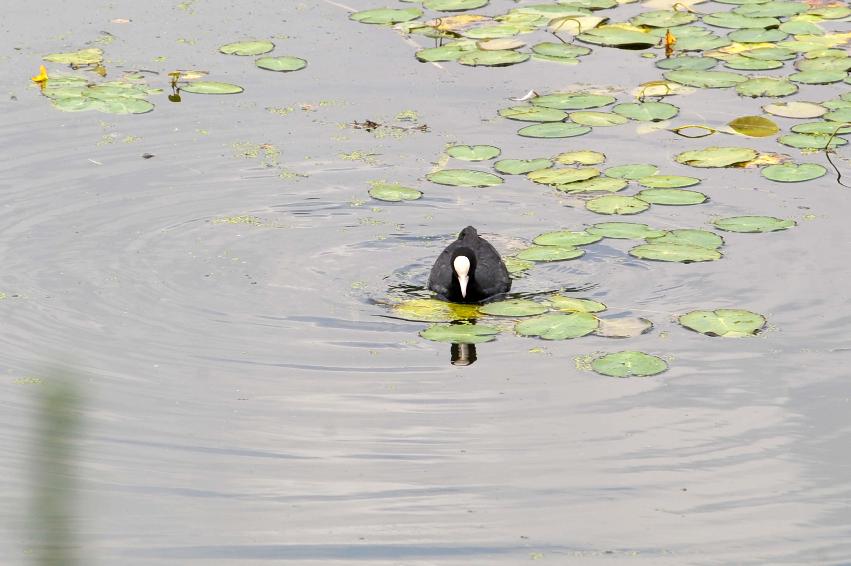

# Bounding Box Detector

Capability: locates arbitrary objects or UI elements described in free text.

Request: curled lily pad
[479,299,548,317]
[498,106,567,122]
[675,146,757,167]
[533,230,602,247]
[638,175,700,188]
[515,312,599,340]
[180,81,244,94]
[458,49,530,66]
[556,178,628,193]
[515,245,585,262]
[528,167,599,185]
[219,41,274,56]
[587,222,665,239]
[761,163,826,182]
[735,77,798,97]
[531,92,616,110]
[420,323,499,343]
[595,318,654,338]
[549,296,606,313]
[554,151,606,165]
[351,8,422,24]
[605,164,659,180]
[636,188,707,205]
[587,195,649,215]
[427,169,503,187]
[728,115,780,137]
[678,309,765,337]
[494,158,553,175]
[518,122,591,138]
[393,298,479,322]
[447,144,501,161]
[664,70,747,88]
[712,216,795,232]
[591,351,667,377]
[647,229,724,249]
[612,102,679,121]
[762,101,826,118]
[255,56,307,72]
[368,182,422,201]
[629,243,722,262]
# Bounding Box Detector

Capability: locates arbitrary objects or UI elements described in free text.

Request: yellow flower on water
[32,64,48,84]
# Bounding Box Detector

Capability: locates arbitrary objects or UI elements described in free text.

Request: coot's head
[451,247,476,300]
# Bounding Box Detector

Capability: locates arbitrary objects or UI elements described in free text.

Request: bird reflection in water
[451,342,477,366]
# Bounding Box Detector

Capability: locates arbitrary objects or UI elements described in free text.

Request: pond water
[2,0,851,564]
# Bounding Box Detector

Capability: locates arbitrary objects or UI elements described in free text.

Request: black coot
[427,226,511,303]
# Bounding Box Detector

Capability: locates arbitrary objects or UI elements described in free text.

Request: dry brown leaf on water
[595,317,654,338]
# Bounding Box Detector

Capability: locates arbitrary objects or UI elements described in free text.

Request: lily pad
[549,296,606,313]
[636,188,708,205]
[180,81,244,94]
[591,351,668,377]
[675,146,757,167]
[554,150,607,165]
[43,47,104,65]
[612,102,679,121]
[789,70,847,85]
[712,215,795,232]
[458,49,530,66]
[515,245,585,262]
[723,55,784,70]
[631,10,697,27]
[505,256,534,276]
[416,43,475,62]
[556,178,628,193]
[728,115,780,137]
[392,298,479,322]
[447,144,501,161]
[605,164,659,180]
[528,167,599,185]
[219,41,274,56]
[255,56,307,72]
[92,97,155,115]
[629,242,722,262]
[595,318,654,338]
[424,0,489,10]
[531,42,592,58]
[646,229,724,249]
[569,111,628,127]
[518,122,591,138]
[656,55,717,70]
[778,133,846,150]
[735,77,798,97]
[702,12,780,28]
[727,28,788,43]
[678,309,766,337]
[420,323,499,343]
[638,175,701,188]
[531,92,616,110]
[791,122,851,135]
[515,312,599,340]
[479,299,548,317]
[494,158,553,175]
[586,195,650,215]
[368,183,422,201]
[351,8,422,24]
[761,163,826,182]
[498,106,568,122]
[664,69,747,88]
[577,26,657,49]
[427,169,504,187]
[587,222,665,239]
[762,101,826,118]
[533,230,602,247]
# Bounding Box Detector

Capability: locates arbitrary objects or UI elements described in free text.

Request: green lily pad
[591,351,668,377]
[595,318,654,338]
[703,12,780,28]
[458,49,530,66]
[674,34,731,51]
[577,26,657,48]
[92,97,155,115]
[675,146,757,167]
[646,229,724,249]
[761,163,826,182]
[427,169,504,187]
[735,77,798,97]
[638,175,701,188]
[255,56,307,72]
[533,230,602,247]
[789,70,848,85]
[796,57,851,73]
[515,245,585,262]
[531,92,616,110]
[779,20,824,35]
[504,256,535,276]
[424,0,489,10]
[605,164,659,180]
[51,97,97,112]
[712,215,795,232]
[549,296,606,313]
[420,323,499,344]
[447,144,501,161]
[569,111,629,127]
[517,122,591,138]
[531,42,592,58]
[678,309,766,337]
[392,298,479,322]
[554,150,607,165]
[416,43,475,62]
[778,133,847,149]
[825,108,851,123]
[587,222,665,239]
[498,106,568,122]
[528,167,599,185]
[612,102,679,121]
[636,188,708,205]
[479,299,548,317]
[728,115,780,137]
[742,46,797,60]
[790,122,851,135]
[219,41,274,56]
[180,81,244,94]
[586,195,650,215]
[734,1,807,17]
[664,69,747,88]
[461,24,534,40]
[368,182,422,201]
[351,8,422,24]
[494,158,553,175]
[515,312,599,340]
[631,10,698,27]
[727,28,788,43]
[723,55,784,70]
[629,243,722,262]
[43,47,104,65]
[556,178,628,193]
[762,101,826,118]
[656,55,717,71]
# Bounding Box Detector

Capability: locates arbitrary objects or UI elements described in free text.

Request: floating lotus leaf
[742,46,797,61]
[504,256,535,276]
[515,312,599,340]
[180,81,244,94]
[494,158,553,175]
[424,0,489,11]
[733,1,807,17]
[420,323,499,343]
[664,69,747,88]
[531,42,592,58]
[789,70,847,85]
[762,101,826,118]
[675,146,757,167]
[723,55,783,70]
[605,163,659,180]
[549,296,606,313]
[498,106,568,122]
[612,102,679,121]
[629,243,722,262]
[393,298,479,322]
[515,245,585,261]
[458,49,530,66]
[586,195,650,215]
[728,115,780,137]
[416,43,476,62]
[796,57,851,73]
[219,41,274,56]
[255,56,307,72]
[636,188,708,205]
[569,111,628,127]
[779,20,823,35]
[825,108,851,123]
[591,351,667,377]
[761,162,827,182]
[461,24,534,39]
[518,122,591,138]
[735,77,798,97]
[427,169,504,187]
[447,144,501,161]
[351,8,422,24]
[808,5,851,18]
[528,167,599,185]
[727,28,788,43]
[678,309,766,337]
[587,222,666,239]
[92,97,155,115]
[554,150,606,165]
[630,10,697,27]
[43,47,104,65]
[533,54,581,64]
[479,299,548,317]
[791,121,851,135]
[703,12,780,28]
[533,230,602,247]
[638,175,701,188]
[556,178,628,193]
[712,215,795,232]
[532,92,616,110]
[595,318,654,338]
[647,229,724,249]
[478,38,527,50]
[51,97,96,112]
[656,55,717,70]
[577,26,657,48]
[778,133,846,149]
[368,183,422,201]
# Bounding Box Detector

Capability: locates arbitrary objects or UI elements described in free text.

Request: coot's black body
[427,226,511,303]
